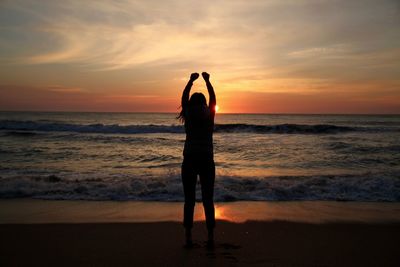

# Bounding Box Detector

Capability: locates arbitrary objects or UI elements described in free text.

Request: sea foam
[1,120,394,135]
[0,172,398,202]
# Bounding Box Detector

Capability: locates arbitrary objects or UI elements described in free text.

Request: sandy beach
[1,221,399,266]
[1,200,399,266]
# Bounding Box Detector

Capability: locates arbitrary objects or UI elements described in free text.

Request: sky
[0,0,399,113]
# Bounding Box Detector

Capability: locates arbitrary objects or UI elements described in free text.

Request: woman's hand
[202,72,210,81]
[190,73,199,82]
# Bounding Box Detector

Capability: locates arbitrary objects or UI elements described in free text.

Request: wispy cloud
[0,0,399,112]
[1,0,397,75]
[44,85,86,93]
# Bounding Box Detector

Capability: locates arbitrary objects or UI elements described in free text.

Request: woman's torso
[183,107,214,157]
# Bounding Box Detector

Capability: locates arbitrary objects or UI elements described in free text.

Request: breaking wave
[1,120,395,135]
[0,173,399,202]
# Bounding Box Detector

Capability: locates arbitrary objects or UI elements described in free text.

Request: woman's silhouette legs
[182,155,215,245]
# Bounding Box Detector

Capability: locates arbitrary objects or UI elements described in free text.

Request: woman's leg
[181,158,197,233]
[199,159,215,235]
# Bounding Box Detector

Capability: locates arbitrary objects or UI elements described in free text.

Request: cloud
[1,0,397,74]
[287,44,351,59]
[0,0,399,113]
[0,84,174,112]
[44,85,86,93]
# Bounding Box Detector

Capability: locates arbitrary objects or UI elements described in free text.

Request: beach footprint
[220,243,241,262]
[220,243,241,250]
[204,242,241,262]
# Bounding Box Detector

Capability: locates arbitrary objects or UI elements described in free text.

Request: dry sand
[1,221,399,266]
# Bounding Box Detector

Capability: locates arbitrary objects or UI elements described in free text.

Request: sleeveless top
[183,106,214,157]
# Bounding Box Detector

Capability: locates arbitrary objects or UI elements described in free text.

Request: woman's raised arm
[202,72,216,112]
[182,73,199,109]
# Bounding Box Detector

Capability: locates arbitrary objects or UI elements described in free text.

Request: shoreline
[1,199,399,224]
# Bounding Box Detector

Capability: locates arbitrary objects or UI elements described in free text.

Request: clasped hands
[190,72,210,82]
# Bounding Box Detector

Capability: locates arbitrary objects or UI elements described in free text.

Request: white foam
[0,172,398,202]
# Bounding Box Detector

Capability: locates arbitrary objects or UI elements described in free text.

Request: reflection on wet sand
[192,201,400,224]
[1,200,399,224]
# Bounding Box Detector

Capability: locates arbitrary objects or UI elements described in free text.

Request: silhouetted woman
[178,72,216,248]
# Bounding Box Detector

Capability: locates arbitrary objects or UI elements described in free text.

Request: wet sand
[1,199,399,224]
[0,200,399,266]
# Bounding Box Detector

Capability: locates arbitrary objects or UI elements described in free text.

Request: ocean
[0,111,399,202]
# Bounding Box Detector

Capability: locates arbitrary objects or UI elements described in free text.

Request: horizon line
[1,110,399,116]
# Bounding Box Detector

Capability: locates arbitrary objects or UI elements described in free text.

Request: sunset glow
[0,0,399,113]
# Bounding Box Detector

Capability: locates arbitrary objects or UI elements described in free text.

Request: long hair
[177,92,207,123]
